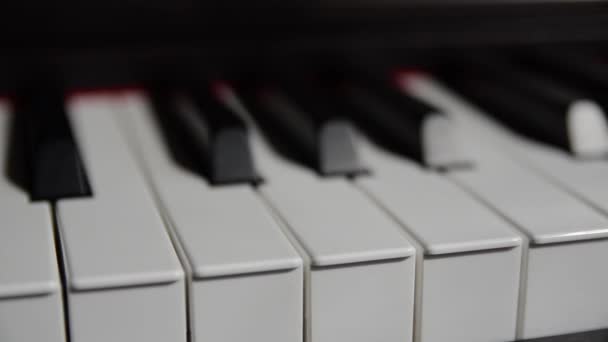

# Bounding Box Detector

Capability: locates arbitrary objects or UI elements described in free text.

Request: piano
[3,1,608,342]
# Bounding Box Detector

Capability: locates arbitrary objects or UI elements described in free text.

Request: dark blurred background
[2,1,608,89]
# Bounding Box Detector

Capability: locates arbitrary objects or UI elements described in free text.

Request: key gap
[50,202,72,342]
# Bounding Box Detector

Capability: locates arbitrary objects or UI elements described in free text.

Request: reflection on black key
[170,83,258,185]
[23,89,92,201]
[240,80,365,176]
[435,57,608,159]
[338,77,470,170]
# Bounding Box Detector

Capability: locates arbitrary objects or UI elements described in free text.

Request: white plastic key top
[355,134,522,342]
[116,92,303,342]
[0,100,66,342]
[55,94,186,342]
[405,74,608,339]
[228,88,417,342]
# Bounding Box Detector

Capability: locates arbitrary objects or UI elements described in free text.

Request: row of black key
[19,50,608,200]
[19,73,468,201]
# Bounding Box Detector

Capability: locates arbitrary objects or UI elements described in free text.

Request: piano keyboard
[3,50,608,342]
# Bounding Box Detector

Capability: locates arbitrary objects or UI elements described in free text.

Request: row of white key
[404,74,608,339]
[117,93,304,342]
[117,90,524,342]
[0,95,187,342]
[120,91,417,342]
[3,82,608,342]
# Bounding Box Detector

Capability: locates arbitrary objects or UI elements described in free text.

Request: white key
[56,94,186,342]
[405,74,608,339]
[0,101,66,342]
[518,143,608,219]
[355,134,522,342]
[228,89,417,342]
[116,92,303,342]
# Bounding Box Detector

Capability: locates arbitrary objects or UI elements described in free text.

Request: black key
[239,80,365,176]
[435,57,608,159]
[518,49,608,111]
[169,83,258,185]
[23,89,92,201]
[337,74,470,170]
